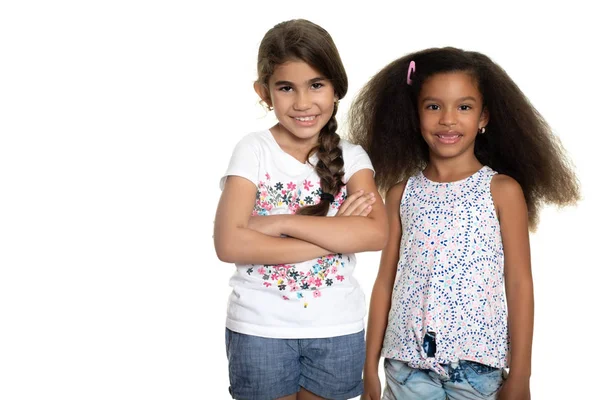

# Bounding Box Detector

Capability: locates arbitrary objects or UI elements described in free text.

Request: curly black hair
[348,47,580,228]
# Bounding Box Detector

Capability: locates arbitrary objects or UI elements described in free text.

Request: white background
[1,1,598,399]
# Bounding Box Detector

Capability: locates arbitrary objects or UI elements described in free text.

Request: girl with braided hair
[214,19,388,400]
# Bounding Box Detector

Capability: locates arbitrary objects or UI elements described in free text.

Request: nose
[293,89,311,111]
[439,109,457,127]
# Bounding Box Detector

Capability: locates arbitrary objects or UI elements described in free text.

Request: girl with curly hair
[349,47,580,400]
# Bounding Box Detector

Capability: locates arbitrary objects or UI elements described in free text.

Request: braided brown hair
[256,19,348,216]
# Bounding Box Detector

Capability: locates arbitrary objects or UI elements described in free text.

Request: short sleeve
[219,135,261,190]
[341,141,374,183]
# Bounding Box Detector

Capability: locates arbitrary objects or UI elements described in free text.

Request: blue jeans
[382,359,506,400]
[226,328,365,400]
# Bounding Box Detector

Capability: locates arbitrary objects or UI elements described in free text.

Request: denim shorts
[225,328,365,400]
[382,358,506,400]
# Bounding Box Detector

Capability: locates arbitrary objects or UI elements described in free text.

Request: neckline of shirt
[264,129,319,167]
[419,165,489,185]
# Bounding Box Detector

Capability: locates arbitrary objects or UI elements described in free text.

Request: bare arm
[492,175,533,400]
[247,189,377,237]
[269,169,389,253]
[214,176,332,265]
[362,182,406,400]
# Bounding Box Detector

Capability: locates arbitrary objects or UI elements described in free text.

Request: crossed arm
[214,169,388,266]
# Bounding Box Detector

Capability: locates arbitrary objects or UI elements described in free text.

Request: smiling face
[418,71,488,162]
[255,60,337,146]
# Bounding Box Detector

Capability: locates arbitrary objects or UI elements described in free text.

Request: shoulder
[490,174,526,207]
[339,138,368,157]
[382,181,407,224]
[490,174,529,231]
[229,130,273,161]
[386,181,408,205]
[235,130,270,149]
[491,174,523,194]
[220,131,271,190]
[339,138,373,182]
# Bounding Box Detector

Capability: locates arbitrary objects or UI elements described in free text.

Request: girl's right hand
[361,370,382,400]
[336,190,376,217]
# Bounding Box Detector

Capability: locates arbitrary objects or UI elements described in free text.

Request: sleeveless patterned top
[381,166,509,377]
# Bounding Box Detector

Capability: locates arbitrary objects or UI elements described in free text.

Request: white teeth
[295,116,315,121]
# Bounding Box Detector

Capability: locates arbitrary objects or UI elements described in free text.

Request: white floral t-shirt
[220,130,374,339]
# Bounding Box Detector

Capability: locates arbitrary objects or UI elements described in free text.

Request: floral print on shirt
[252,173,347,216]
[248,173,349,306]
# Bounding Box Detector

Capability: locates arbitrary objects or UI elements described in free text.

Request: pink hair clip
[407,60,416,85]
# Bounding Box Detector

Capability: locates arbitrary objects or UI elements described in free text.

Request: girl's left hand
[336,190,375,217]
[497,376,530,400]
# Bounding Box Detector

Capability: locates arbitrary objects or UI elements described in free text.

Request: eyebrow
[421,96,478,103]
[273,77,327,86]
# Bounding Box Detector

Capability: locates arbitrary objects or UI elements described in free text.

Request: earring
[267,105,273,111]
[478,127,486,134]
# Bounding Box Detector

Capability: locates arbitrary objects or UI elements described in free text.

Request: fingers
[358,199,374,216]
[337,189,364,215]
[339,191,376,216]
[361,392,379,400]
